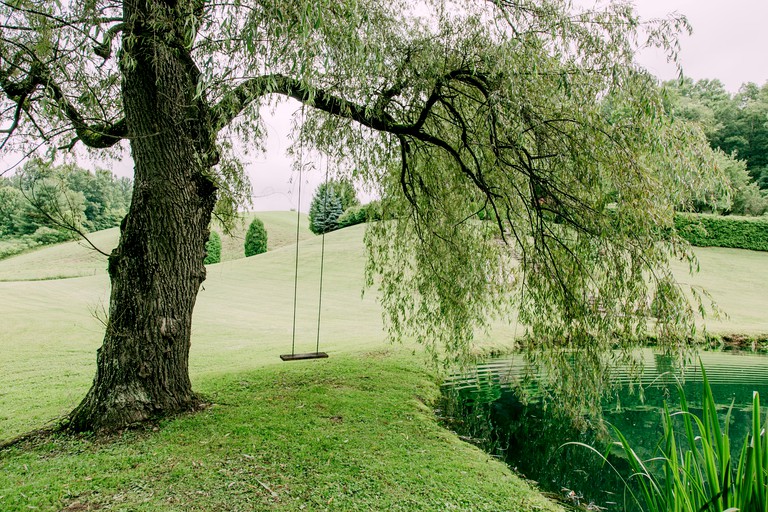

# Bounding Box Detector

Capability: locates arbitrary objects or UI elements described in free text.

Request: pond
[439,349,768,511]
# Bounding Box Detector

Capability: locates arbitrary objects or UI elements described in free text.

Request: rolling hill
[0,211,313,281]
[1,215,767,438]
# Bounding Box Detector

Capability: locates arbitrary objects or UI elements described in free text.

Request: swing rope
[315,156,330,354]
[289,154,303,357]
[281,120,329,362]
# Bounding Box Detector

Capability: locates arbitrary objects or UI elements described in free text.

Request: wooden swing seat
[280,352,329,361]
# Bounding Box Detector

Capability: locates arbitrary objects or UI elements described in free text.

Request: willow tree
[0,0,717,431]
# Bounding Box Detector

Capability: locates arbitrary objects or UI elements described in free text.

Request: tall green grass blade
[752,390,766,510]
[586,360,768,512]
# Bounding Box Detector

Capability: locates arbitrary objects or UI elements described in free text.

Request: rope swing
[280,126,329,361]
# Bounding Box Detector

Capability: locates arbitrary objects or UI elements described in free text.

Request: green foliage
[30,226,75,245]
[337,201,382,229]
[586,364,768,512]
[686,151,768,216]
[719,153,768,216]
[335,179,360,212]
[309,181,355,234]
[244,218,268,257]
[665,78,768,191]
[0,237,39,260]
[675,213,768,251]
[204,231,222,264]
[0,186,24,236]
[0,160,131,239]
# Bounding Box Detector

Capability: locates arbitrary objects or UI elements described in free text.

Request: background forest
[665,78,768,215]
[0,160,132,259]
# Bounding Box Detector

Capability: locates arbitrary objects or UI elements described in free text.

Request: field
[1,212,766,510]
[0,212,313,281]
[0,214,565,511]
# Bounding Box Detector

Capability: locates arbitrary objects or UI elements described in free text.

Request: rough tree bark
[69,0,218,431]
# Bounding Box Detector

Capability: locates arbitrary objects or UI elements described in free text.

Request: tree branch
[0,60,126,149]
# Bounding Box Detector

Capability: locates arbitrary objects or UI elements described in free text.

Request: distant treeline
[665,78,768,216]
[0,159,132,250]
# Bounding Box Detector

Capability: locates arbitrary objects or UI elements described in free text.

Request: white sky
[3,1,767,211]
[629,0,768,92]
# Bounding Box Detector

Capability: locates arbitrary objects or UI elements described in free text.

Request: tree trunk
[69,0,218,432]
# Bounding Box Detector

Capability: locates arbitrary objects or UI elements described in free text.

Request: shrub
[204,230,221,264]
[335,179,359,212]
[337,205,365,229]
[29,226,75,245]
[0,237,39,260]
[337,201,382,229]
[244,217,268,257]
[675,212,768,251]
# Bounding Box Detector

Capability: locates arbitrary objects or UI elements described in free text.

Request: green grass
[669,247,768,336]
[0,224,383,438]
[0,354,562,511]
[0,221,565,511]
[217,211,314,262]
[1,214,767,510]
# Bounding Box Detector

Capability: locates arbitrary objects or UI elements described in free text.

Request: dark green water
[440,349,768,511]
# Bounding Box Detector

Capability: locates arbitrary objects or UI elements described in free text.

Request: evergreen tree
[204,231,222,264]
[244,218,268,257]
[309,182,353,234]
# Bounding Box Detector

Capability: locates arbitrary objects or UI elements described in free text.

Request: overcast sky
[4,1,767,211]
[629,0,768,92]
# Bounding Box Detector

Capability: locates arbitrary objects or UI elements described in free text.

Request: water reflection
[440,349,768,511]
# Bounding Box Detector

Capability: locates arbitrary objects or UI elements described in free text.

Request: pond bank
[440,347,768,511]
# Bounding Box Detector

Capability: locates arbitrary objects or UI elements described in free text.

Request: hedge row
[675,213,768,252]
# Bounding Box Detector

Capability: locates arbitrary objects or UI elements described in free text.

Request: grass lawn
[0,218,564,511]
[1,212,767,510]
[0,222,384,438]
[669,247,768,336]
[0,354,561,511]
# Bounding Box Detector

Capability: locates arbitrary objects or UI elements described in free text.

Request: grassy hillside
[0,222,565,511]
[216,211,314,262]
[2,224,768,438]
[669,247,768,336]
[1,218,767,510]
[0,211,313,281]
[0,224,381,438]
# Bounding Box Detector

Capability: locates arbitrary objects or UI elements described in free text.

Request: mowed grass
[215,211,314,263]
[0,221,563,511]
[1,221,766,439]
[0,355,562,511]
[0,224,384,438]
[0,211,313,281]
[669,247,768,336]
[1,215,766,510]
